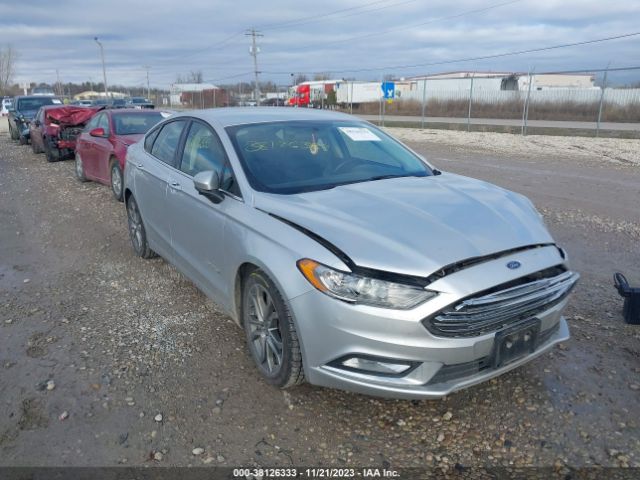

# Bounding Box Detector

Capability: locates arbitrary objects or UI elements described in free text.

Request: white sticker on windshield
[338,127,381,142]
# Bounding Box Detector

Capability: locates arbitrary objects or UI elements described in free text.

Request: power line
[262,31,640,76]
[260,0,422,31]
[274,0,523,53]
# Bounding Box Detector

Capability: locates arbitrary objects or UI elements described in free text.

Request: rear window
[113,112,163,135]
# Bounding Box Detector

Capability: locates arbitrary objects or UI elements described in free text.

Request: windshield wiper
[368,173,424,182]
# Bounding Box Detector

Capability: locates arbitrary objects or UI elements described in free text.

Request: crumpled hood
[255,173,554,277]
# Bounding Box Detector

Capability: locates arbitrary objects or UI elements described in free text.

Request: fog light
[336,355,416,375]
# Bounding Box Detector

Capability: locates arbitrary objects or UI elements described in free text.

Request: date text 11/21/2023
[232,468,401,478]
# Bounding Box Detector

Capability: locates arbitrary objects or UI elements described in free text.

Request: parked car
[127,97,154,109]
[75,109,167,201]
[29,105,103,162]
[31,86,56,96]
[8,96,62,144]
[71,100,93,107]
[122,108,579,398]
[91,98,109,107]
[109,98,128,109]
[1,98,12,116]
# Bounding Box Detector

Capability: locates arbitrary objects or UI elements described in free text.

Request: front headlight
[297,259,437,309]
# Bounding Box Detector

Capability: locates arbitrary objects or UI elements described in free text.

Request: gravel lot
[1,120,639,471]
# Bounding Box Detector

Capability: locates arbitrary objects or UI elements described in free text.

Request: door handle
[168,181,181,191]
[136,163,145,171]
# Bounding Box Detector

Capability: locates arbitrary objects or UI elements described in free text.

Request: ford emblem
[507,261,522,270]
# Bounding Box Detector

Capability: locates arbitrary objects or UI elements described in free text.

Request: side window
[97,114,110,135]
[85,114,100,132]
[151,120,187,165]
[179,122,227,176]
[220,163,241,197]
[179,121,241,197]
[144,127,160,153]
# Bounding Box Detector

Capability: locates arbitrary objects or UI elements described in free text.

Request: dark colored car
[109,98,128,109]
[8,96,62,144]
[127,97,154,109]
[75,109,166,201]
[30,105,103,162]
[91,98,109,107]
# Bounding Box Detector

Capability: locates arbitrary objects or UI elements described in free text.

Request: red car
[75,109,166,201]
[30,105,102,162]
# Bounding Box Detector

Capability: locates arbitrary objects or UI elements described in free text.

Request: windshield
[113,112,163,135]
[16,97,57,111]
[226,121,432,194]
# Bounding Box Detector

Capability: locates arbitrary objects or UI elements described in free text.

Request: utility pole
[246,29,263,104]
[94,37,108,97]
[55,69,61,97]
[143,65,151,99]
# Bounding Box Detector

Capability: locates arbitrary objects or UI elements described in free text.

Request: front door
[165,120,238,301]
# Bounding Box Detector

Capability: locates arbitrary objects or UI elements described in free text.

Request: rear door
[133,119,188,259]
[165,119,242,301]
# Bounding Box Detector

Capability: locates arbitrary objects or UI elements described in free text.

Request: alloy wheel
[127,199,143,254]
[247,283,283,375]
[111,164,122,198]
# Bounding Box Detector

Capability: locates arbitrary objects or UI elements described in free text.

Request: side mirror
[89,127,106,137]
[193,170,224,203]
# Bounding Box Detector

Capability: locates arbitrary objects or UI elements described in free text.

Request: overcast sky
[1,0,639,89]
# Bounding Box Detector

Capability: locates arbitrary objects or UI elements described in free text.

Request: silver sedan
[123,107,578,399]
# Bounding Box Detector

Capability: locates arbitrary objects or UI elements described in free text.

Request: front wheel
[110,161,124,202]
[44,138,59,162]
[242,269,305,388]
[126,196,156,259]
[31,137,42,154]
[9,123,19,140]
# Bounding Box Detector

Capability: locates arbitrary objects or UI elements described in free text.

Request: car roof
[176,107,357,128]
[106,108,162,115]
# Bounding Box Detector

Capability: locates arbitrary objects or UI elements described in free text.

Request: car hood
[254,173,554,277]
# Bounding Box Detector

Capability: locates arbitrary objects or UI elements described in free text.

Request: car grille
[60,127,83,141]
[424,269,579,338]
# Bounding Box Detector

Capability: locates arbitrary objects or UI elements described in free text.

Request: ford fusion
[123,108,578,399]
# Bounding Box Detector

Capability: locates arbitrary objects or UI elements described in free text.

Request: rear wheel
[242,269,305,388]
[126,195,156,259]
[110,161,124,202]
[75,153,87,182]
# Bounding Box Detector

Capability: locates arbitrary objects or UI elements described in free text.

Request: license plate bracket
[493,318,540,368]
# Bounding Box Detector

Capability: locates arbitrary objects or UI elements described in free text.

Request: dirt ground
[1,120,639,471]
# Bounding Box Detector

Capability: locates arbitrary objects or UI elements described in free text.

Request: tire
[31,137,43,154]
[44,138,59,162]
[110,161,124,202]
[74,153,87,182]
[9,123,19,140]
[242,268,305,388]
[126,195,156,259]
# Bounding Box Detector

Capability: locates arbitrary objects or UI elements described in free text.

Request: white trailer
[336,82,382,105]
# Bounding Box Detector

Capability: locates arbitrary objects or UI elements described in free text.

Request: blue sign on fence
[381,81,395,99]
